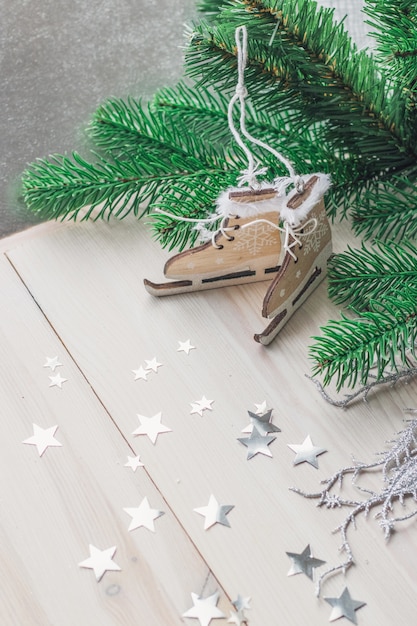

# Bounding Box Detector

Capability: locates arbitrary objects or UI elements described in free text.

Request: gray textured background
[0,0,368,239]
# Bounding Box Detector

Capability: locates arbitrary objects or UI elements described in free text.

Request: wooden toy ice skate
[144,25,332,344]
[144,187,283,295]
[254,175,332,345]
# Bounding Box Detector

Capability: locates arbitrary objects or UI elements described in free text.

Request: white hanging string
[229,25,303,193]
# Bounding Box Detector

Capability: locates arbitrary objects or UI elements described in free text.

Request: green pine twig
[352,176,417,241]
[22,150,234,230]
[22,101,243,247]
[364,0,417,89]
[328,239,417,310]
[88,98,232,168]
[153,80,336,176]
[310,288,417,390]
[364,0,417,146]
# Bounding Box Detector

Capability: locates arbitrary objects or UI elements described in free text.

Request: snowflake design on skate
[234,222,277,256]
[302,213,328,256]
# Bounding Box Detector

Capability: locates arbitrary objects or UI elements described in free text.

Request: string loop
[229,25,302,193]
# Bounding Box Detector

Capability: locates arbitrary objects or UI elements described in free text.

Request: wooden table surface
[1,215,416,625]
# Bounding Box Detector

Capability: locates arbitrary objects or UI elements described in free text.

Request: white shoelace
[155,208,317,259]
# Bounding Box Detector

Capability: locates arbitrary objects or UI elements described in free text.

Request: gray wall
[0,0,368,239]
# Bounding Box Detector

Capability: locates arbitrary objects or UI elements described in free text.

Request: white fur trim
[212,173,331,224]
[279,173,332,227]
[215,183,284,219]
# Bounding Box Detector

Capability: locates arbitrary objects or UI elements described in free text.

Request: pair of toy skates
[144,172,332,345]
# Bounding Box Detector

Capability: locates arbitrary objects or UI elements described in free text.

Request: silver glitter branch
[290,416,417,596]
[307,358,417,408]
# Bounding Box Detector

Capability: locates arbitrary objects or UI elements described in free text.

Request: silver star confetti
[124,455,144,472]
[177,339,195,355]
[22,424,62,457]
[144,357,163,372]
[288,435,327,469]
[123,496,165,532]
[237,425,276,459]
[286,544,326,580]
[182,590,225,626]
[194,494,234,530]
[228,610,248,625]
[132,412,172,444]
[78,544,121,581]
[232,595,251,612]
[254,400,268,415]
[190,396,214,416]
[48,373,68,389]
[43,356,62,371]
[228,595,251,625]
[241,409,281,436]
[324,587,366,624]
[132,366,148,381]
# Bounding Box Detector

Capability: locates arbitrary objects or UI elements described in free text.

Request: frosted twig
[290,418,417,595]
[307,366,417,408]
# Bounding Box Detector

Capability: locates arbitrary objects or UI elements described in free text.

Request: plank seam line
[4,252,230,600]
[4,253,135,443]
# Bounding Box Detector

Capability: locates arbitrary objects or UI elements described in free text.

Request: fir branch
[153,80,334,174]
[153,81,233,144]
[88,98,233,169]
[364,0,417,89]
[364,0,417,144]
[310,288,417,390]
[352,176,417,241]
[88,97,161,159]
[23,101,245,246]
[154,79,288,146]
[327,240,417,310]
[149,172,237,251]
[22,153,148,221]
[22,151,233,227]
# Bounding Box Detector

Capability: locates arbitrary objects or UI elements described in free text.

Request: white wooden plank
[7,216,417,625]
[0,254,231,625]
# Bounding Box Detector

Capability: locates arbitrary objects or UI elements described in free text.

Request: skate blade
[144,278,193,296]
[144,266,279,297]
[254,309,289,345]
[254,257,329,345]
